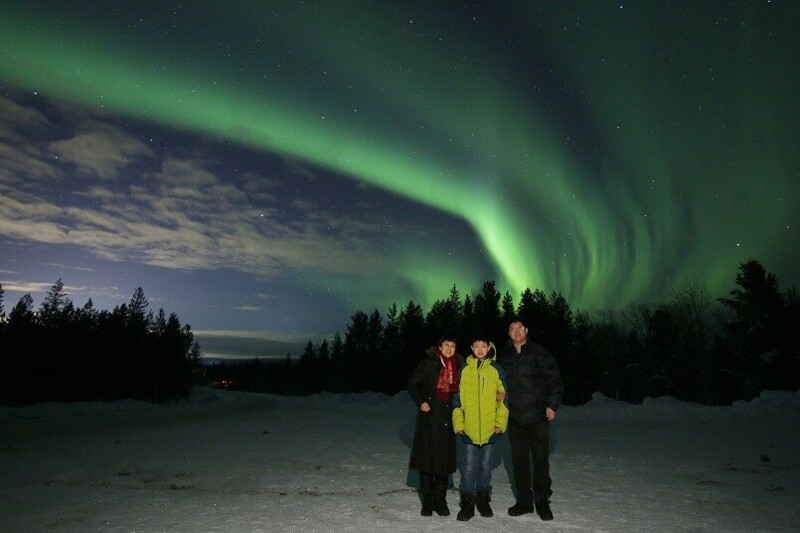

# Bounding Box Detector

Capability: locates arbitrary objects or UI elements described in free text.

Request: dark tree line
[209,259,798,406]
[0,280,201,405]
[3,259,797,406]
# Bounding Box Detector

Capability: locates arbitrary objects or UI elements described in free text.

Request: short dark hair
[508,315,526,327]
[471,332,491,344]
[438,333,457,346]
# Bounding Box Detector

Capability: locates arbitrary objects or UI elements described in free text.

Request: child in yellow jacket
[452,334,509,520]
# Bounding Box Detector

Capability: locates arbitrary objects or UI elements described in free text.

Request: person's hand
[496,391,506,402]
[420,402,431,412]
[546,407,556,421]
[458,430,465,435]
[494,427,503,434]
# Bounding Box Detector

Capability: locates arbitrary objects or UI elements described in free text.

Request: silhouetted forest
[1,259,798,406]
[206,259,799,405]
[0,280,200,405]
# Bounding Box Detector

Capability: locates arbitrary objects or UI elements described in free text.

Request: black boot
[431,475,450,516]
[535,496,554,521]
[507,502,534,516]
[475,492,493,517]
[419,473,433,516]
[456,493,475,521]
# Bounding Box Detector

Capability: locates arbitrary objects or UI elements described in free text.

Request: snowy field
[1,387,798,533]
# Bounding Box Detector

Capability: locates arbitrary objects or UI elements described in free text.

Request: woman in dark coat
[407,334,464,517]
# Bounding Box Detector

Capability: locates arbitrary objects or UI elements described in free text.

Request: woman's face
[439,340,456,358]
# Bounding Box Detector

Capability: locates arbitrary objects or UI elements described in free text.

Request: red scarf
[435,351,459,401]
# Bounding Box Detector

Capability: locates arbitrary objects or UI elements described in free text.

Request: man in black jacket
[497,317,563,521]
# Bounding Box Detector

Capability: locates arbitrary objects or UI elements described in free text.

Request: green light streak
[2,2,797,308]
[0,7,570,303]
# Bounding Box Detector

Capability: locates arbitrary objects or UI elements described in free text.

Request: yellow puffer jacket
[452,343,509,445]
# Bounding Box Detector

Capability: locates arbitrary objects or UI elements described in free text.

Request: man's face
[509,321,528,343]
[471,340,490,359]
[440,340,456,358]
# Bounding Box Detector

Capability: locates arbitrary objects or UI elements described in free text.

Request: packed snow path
[1,388,798,532]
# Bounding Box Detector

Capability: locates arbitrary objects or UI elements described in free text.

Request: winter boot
[431,475,450,516]
[475,492,493,517]
[419,473,433,516]
[535,496,554,521]
[507,502,534,516]
[456,493,475,521]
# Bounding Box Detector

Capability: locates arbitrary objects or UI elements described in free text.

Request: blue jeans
[459,442,494,494]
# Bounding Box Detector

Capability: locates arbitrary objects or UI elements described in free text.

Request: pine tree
[298,340,318,394]
[461,294,475,348]
[425,296,461,345]
[128,287,150,331]
[501,291,516,328]
[343,310,370,391]
[328,332,344,392]
[547,291,575,356]
[318,338,330,366]
[719,260,791,395]
[8,293,35,326]
[473,280,502,342]
[399,300,426,387]
[366,309,385,392]
[40,279,71,326]
[383,303,403,394]
[517,288,549,342]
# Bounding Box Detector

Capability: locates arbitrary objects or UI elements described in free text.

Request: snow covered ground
[1,387,798,532]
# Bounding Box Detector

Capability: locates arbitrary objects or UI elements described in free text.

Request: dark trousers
[507,418,551,505]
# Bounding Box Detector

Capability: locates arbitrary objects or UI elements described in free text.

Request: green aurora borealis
[1,1,798,318]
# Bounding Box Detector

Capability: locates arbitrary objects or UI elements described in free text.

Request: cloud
[40,263,95,272]
[0,191,68,242]
[47,122,154,179]
[0,279,128,309]
[0,95,52,141]
[232,306,263,312]
[240,172,279,204]
[0,280,54,294]
[193,328,310,344]
[0,138,62,183]
[0,97,404,283]
[254,293,273,299]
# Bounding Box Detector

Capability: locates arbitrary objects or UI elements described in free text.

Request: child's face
[472,340,489,359]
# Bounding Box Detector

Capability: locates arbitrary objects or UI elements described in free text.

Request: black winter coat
[407,348,465,476]
[498,340,563,425]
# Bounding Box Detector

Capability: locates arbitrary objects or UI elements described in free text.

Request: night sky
[1,2,798,357]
